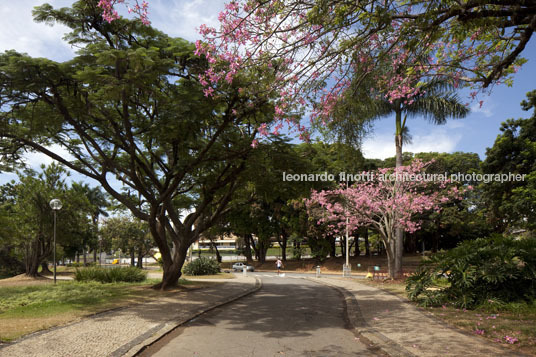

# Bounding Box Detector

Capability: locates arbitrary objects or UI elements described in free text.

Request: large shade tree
[0,1,275,289]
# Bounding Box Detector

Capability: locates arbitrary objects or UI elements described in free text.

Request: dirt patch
[183,273,235,280]
[0,274,53,288]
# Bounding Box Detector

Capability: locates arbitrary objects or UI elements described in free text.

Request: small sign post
[373,265,380,279]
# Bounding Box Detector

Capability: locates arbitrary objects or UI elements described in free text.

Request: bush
[0,248,24,278]
[74,266,147,283]
[406,235,536,308]
[183,257,220,276]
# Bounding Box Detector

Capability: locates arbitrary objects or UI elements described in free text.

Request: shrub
[183,257,220,276]
[74,266,147,283]
[67,262,84,268]
[406,235,536,308]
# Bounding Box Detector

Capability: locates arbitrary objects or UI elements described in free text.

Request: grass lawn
[359,278,536,355]
[0,276,198,342]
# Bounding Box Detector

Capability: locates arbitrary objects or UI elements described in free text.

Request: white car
[232,262,255,272]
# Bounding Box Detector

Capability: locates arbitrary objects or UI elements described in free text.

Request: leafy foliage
[0,0,274,289]
[406,236,536,308]
[481,90,536,232]
[74,266,147,283]
[183,257,220,276]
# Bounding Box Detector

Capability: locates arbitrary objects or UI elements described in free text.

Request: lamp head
[49,198,62,211]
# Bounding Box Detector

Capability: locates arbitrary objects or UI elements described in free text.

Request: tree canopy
[0,0,276,288]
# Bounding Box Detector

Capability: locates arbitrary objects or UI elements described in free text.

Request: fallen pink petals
[504,336,518,344]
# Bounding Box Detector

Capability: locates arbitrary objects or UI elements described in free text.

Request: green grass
[0,281,143,318]
[0,278,191,342]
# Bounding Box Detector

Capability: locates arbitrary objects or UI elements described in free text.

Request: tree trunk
[137,250,143,268]
[148,213,191,290]
[280,232,288,262]
[25,238,49,277]
[26,258,40,277]
[76,252,80,263]
[405,233,417,253]
[243,234,253,263]
[349,238,357,257]
[256,238,269,263]
[130,250,135,266]
[210,240,222,263]
[394,109,404,278]
[383,234,396,279]
[157,241,189,290]
[83,249,87,266]
[41,261,52,275]
[329,236,336,257]
[364,228,370,257]
[93,250,97,264]
[249,234,260,261]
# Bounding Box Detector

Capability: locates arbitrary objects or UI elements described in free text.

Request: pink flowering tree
[104,1,532,130]
[97,0,150,25]
[191,0,532,133]
[306,160,466,279]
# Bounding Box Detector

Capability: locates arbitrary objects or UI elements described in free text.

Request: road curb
[306,277,415,357]
[121,277,262,357]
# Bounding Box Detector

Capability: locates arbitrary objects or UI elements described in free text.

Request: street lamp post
[343,181,351,277]
[49,198,62,284]
[98,236,102,266]
[346,216,349,267]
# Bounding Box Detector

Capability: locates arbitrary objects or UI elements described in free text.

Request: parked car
[232,262,255,272]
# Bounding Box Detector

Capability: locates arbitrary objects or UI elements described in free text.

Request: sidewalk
[0,276,260,357]
[315,277,526,357]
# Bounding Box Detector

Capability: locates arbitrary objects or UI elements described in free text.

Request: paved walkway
[315,277,525,357]
[0,276,259,357]
[143,275,380,357]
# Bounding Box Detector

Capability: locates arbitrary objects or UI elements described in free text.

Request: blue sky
[1,0,535,187]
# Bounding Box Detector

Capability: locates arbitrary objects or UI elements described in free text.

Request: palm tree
[327,77,469,278]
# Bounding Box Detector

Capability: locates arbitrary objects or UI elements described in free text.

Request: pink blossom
[504,336,518,344]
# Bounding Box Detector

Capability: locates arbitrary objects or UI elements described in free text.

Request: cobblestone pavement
[0,276,258,357]
[315,277,527,357]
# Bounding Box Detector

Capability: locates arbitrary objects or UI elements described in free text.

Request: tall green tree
[71,183,109,263]
[0,1,275,288]
[218,138,314,263]
[101,215,151,268]
[481,90,536,232]
[7,164,92,276]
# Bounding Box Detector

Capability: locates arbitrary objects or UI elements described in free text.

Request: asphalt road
[142,275,381,357]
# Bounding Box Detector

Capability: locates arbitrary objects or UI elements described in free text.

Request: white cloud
[0,1,75,61]
[0,0,228,60]
[23,144,74,168]
[148,0,227,41]
[362,129,462,159]
[446,120,465,129]
[470,101,494,118]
